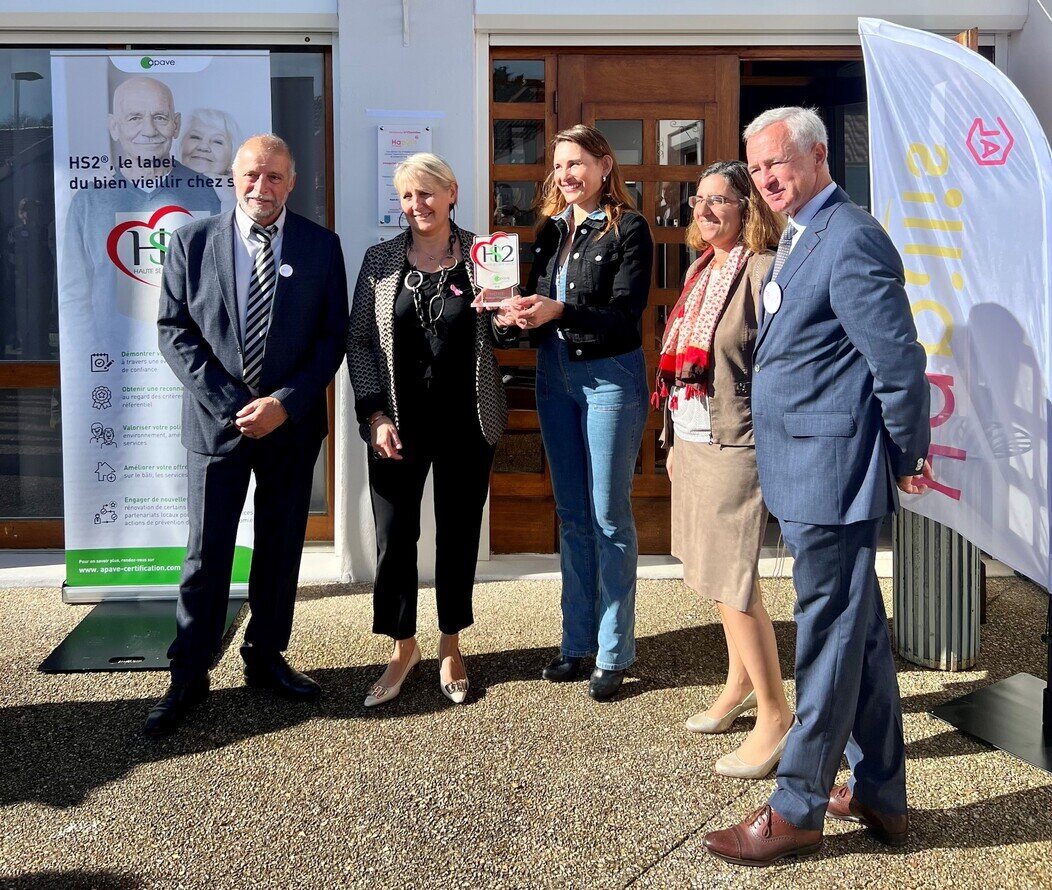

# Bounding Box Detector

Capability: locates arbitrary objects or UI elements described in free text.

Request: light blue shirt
[555,205,608,303]
[786,181,838,254]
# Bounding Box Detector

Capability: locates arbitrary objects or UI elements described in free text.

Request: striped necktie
[771,222,796,281]
[242,223,278,390]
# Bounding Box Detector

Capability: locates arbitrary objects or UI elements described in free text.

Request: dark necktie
[771,222,796,281]
[242,223,278,390]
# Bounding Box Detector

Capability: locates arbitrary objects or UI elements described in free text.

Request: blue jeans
[535,336,649,670]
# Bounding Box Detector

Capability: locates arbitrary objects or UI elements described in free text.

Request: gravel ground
[1,576,1050,889]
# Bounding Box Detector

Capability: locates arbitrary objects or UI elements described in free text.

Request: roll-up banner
[861,19,1052,590]
[52,51,272,601]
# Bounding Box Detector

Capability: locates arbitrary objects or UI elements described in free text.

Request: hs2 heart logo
[105,204,194,286]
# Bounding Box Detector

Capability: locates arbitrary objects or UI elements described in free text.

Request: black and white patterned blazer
[346,227,508,445]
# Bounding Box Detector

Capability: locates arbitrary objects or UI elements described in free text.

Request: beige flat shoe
[364,643,421,708]
[685,690,757,733]
[714,722,794,779]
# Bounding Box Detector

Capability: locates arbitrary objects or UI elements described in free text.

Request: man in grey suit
[703,107,932,865]
[146,134,348,737]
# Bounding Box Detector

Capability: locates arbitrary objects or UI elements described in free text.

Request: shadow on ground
[4,622,797,808]
[0,871,142,889]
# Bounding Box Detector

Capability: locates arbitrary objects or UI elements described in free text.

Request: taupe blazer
[660,250,774,448]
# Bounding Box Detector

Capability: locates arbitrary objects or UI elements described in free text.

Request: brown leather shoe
[703,804,823,866]
[826,783,909,846]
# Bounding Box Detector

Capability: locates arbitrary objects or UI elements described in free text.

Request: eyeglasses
[688,195,736,209]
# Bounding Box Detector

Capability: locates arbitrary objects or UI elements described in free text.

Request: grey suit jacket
[158,209,349,455]
[751,187,930,525]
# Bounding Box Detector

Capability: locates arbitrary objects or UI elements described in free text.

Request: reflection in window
[596,120,642,165]
[653,431,667,473]
[500,365,536,403]
[0,388,63,518]
[658,119,704,166]
[655,181,694,228]
[270,52,328,228]
[494,181,537,228]
[492,60,545,103]
[1,50,57,362]
[493,120,545,165]
[840,103,870,211]
[654,303,671,350]
[624,181,642,212]
[655,244,695,292]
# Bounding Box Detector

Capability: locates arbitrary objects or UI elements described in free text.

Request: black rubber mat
[931,672,1052,775]
[39,599,245,673]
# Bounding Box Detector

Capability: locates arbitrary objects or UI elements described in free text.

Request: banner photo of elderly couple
[51,51,271,598]
[861,19,1052,592]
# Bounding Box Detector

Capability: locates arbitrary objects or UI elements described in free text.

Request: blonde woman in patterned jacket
[347,153,514,708]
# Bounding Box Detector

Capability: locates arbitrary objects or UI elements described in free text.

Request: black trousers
[367,398,495,639]
[168,433,322,682]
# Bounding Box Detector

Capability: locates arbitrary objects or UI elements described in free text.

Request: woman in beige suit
[654,160,793,778]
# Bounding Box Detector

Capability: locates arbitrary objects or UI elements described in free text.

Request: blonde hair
[537,124,636,236]
[684,160,784,254]
[393,152,458,202]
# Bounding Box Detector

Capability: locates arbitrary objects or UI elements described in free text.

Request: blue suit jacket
[752,187,930,525]
[158,209,348,455]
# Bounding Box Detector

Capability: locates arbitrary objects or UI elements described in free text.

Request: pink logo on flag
[966,117,1015,166]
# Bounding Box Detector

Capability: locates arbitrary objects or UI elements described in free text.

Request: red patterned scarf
[651,244,752,409]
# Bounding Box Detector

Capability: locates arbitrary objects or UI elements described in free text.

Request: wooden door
[488,51,739,553]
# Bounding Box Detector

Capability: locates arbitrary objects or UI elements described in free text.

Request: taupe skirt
[670,438,768,611]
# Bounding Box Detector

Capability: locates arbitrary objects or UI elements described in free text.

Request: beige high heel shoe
[685,690,757,733]
[439,650,469,705]
[714,722,794,779]
[364,642,421,708]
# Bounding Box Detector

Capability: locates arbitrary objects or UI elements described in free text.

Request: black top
[392,260,476,414]
[525,208,654,361]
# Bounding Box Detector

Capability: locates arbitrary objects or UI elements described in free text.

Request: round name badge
[762,282,782,315]
[279,264,293,278]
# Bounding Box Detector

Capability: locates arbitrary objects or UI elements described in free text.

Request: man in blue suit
[147,134,348,736]
[703,107,932,865]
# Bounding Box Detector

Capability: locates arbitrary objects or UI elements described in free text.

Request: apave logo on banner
[51,51,272,599]
[860,19,1052,589]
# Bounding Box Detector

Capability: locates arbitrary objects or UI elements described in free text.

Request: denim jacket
[525,207,653,360]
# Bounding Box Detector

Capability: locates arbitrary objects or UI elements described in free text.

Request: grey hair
[233,133,296,176]
[742,107,828,153]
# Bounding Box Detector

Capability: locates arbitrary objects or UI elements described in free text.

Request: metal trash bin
[892,508,981,671]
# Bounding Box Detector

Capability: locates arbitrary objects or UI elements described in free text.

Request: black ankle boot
[542,654,582,682]
[588,668,625,701]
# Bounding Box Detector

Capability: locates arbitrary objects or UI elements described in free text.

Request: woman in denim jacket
[514,124,654,701]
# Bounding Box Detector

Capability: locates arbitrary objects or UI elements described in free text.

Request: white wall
[476,0,1028,41]
[1007,1,1052,141]
[335,0,478,582]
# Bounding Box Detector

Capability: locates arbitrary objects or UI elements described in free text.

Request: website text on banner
[51,51,272,596]
[860,18,1052,591]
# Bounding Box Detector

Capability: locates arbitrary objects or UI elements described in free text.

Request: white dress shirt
[233,204,286,344]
